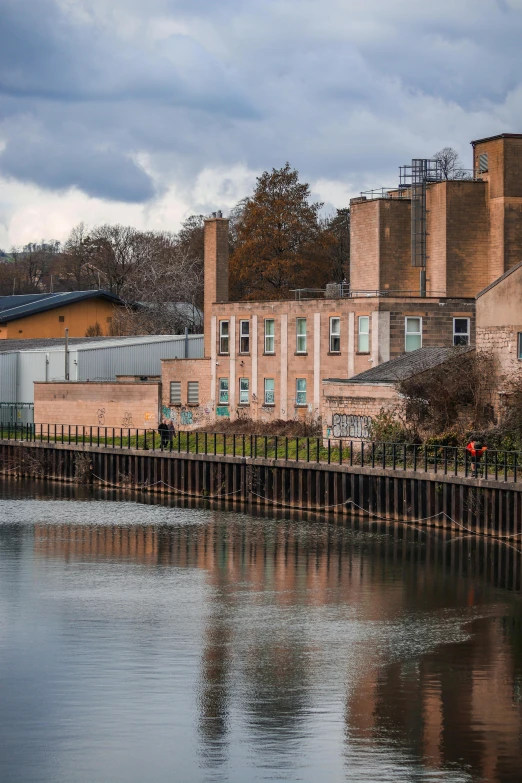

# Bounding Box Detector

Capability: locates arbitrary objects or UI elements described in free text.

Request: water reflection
[0,478,521,783]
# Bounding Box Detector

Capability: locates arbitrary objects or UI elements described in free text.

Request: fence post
[361,441,364,468]
[285,437,288,461]
[264,436,268,459]
[339,439,342,466]
[327,439,331,465]
[306,438,310,463]
[296,437,299,462]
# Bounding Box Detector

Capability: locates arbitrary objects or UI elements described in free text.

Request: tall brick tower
[203,212,229,358]
[471,133,522,283]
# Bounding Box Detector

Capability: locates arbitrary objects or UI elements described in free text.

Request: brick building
[351,133,522,298]
[161,214,475,429]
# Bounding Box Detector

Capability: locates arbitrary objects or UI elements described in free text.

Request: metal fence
[0,403,34,425]
[2,425,522,484]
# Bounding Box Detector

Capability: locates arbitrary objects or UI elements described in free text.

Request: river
[0,478,521,783]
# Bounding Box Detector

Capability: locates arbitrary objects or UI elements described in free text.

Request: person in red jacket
[466,439,487,477]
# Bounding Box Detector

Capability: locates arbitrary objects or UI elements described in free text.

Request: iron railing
[2,424,522,484]
[291,286,458,300]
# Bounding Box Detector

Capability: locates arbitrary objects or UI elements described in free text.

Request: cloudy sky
[1,0,521,248]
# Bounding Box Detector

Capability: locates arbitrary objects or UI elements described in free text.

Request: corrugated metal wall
[0,353,18,401]
[77,336,204,381]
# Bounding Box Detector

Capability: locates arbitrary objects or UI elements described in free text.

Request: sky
[1,0,522,248]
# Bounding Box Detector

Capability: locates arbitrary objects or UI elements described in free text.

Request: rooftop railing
[291,285,455,300]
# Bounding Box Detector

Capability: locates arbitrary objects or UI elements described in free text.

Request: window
[358,316,370,353]
[58,315,65,322]
[329,317,341,352]
[187,381,199,405]
[239,320,250,353]
[264,378,275,405]
[239,377,249,404]
[479,152,488,173]
[219,320,229,354]
[296,378,307,406]
[264,319,275,354]
[518,333,522,360]
[170,381,181,405]
[219,378,229,404]
[405,317,422,351]
[453,318,470,346]
[296,318,307,353]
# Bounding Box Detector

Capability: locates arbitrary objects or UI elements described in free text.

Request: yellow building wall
[0,298,118,339]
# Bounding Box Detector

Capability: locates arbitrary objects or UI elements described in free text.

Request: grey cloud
[1,0,522,208]
[0,125,155,202]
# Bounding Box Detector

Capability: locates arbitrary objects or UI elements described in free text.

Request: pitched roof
[476,259,522,299]
[0,290,122,323]
[324,346,474,386]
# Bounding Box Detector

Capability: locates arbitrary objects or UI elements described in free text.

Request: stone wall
[34,382,161,430]
[321,381,399,439]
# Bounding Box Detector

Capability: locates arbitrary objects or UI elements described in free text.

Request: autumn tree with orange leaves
[229,163,338,300]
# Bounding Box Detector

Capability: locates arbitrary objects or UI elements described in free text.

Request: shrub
[369,409,416,443]
[397,350,495,439]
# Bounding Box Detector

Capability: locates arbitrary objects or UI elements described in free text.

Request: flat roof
[471,133,522,146]
[0,334,202,354]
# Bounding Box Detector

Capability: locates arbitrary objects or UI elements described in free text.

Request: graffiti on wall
[332,413,372,439]
[121,411,133,427]
[162,405,177,422]
[180,410,193,425]
[216,406,230,418]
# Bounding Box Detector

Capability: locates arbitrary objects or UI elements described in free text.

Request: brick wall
[388,300,476,357]
[321,381,399,439]
[378,199,417,292]
[34,382,161,429]
[350,199,380,290]
[161,358,212,430]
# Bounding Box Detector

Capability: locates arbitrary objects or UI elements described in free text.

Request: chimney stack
[204,213,229,358]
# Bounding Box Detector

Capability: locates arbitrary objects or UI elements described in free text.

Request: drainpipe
[420,269,426,297]
[64,328,70,381]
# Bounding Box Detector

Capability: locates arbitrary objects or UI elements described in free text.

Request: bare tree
[110,230,204,335]
[59,222,94,291]
[433,147,471,180]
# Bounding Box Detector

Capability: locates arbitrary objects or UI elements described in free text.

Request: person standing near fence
[167,419,175,450]
[466,439,487,477]
[158,419,169,450]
